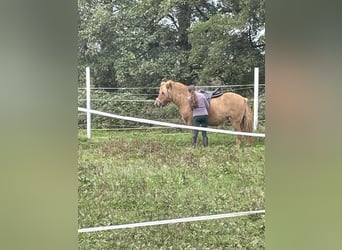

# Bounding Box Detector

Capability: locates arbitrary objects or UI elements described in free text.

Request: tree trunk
[176,3,192,50]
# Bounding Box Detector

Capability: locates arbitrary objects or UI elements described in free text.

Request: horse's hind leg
[246,136,252,147]
[236,135,242,149]
[232,121,242,149]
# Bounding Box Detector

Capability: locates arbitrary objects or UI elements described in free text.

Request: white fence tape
[77,107,265,138]
[78,209,265,233]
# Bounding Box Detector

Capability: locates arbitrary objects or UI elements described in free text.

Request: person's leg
[192,116,200,147]
[200,115,209,147]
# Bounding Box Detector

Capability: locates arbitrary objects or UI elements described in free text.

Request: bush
[78,90,183,129]
[78,89,265,129]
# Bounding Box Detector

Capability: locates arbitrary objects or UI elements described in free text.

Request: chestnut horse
[154,80,253,148]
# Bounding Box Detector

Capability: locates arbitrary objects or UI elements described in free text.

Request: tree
[189,0,265,86]
[78,0,265,90]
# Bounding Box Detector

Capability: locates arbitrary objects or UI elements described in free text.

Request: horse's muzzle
[154,98,162,108]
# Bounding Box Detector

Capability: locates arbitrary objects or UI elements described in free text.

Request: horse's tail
[241,98,253,145]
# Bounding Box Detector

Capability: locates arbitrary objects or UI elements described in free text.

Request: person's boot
[191,137,197,147]
[203,136,208,147]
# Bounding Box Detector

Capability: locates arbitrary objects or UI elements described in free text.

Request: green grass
[78,129,265,249]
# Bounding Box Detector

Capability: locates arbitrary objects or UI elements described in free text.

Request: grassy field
[78,129,265,249]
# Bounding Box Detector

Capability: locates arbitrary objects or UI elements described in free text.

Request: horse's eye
[161,91,164,95]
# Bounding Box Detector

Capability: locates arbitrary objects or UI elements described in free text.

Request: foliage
[78,130,265,248]
[77,89,265,130]
[257,92,265,124]
[78,90,182,129]
[189,0,265,85]
[78,0,265,88]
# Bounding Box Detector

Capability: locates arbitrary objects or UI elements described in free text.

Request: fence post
[253,67,259,131]
[86,67,91,139]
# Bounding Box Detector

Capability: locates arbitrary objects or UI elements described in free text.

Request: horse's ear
[165,80,172,89]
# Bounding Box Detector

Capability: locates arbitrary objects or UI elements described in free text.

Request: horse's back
[224,92,247,105]
[208,92,248,125]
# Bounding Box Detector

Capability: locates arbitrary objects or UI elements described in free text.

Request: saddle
[198,88,223,102]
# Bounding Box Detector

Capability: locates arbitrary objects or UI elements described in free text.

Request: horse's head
[154,80,173,108]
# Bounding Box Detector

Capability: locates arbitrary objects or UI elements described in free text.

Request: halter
[156,88,172,106]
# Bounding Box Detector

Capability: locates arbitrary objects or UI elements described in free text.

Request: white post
[86,67,91,139]
[253,67,259,131]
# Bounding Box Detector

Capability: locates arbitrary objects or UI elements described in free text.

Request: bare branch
[194,6,209,21]
[167,14,179,30]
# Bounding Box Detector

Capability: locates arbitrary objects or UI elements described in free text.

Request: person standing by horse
[187,85,210,147]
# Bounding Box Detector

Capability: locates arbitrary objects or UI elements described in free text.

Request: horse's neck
[171,83,188,110]
[171,83,192,123]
